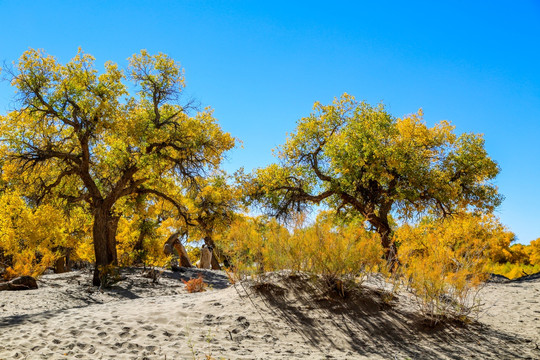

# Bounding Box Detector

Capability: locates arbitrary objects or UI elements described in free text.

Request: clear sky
[1,1,539,243]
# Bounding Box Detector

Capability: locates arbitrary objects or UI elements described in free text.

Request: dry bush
[396,214,497,323]
[219,212,383,295]
[183,274,208,293]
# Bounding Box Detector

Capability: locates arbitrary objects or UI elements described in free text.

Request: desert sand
[1,268,539,359]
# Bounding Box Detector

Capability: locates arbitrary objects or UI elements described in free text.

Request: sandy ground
[1,268,539,360]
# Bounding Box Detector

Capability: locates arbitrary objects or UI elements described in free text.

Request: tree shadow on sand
[251,274,539,360]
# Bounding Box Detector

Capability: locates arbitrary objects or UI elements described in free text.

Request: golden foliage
[396,214,505,322]
[219,212,383,292]
[0,190,91,279]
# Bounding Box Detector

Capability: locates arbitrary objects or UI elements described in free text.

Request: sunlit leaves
[250,94,502,257]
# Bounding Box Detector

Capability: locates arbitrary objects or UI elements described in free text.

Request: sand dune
[1,268,539,359]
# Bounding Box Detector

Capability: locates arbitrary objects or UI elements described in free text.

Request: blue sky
[1,1,539,243]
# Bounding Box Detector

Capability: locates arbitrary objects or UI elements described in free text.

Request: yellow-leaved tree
[0,49,235,285]
[185,173,244,269]
[248,94,502,267]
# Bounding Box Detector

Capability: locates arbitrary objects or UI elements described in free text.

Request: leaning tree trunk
[163,232,193,268]
[92,208,120,286]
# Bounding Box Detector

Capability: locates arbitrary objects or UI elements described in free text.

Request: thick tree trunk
[92,208,119,286]
[203,236,221,270]
[199,245,212,269]
[54,256,66,273]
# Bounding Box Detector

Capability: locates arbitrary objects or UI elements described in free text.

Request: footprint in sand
[262,334,278,343]
[203,314,215,325]
[236,316,250,330]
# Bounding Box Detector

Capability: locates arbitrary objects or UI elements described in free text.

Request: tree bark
[203,236,221,270]
[54,248,72,273]
[376,221,398,271]
[133,219,148,264]
[54,256,66,273]
[92,208,119,286]
[199,245,212,269]
[163,232,193,268]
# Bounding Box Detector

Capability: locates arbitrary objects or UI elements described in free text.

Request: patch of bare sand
[0,268,539,359]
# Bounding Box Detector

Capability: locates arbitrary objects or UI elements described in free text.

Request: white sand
[1,268,539,359]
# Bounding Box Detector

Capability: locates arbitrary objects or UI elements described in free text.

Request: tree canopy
[0,49,235,285]
[249,94,502,263]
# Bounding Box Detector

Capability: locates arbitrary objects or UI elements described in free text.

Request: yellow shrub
[487,261,540,279]
[530,238,540,265]
[219,212,383,292]
[396,214,498,322]
[293,214,383,286]
[510,244,532,265]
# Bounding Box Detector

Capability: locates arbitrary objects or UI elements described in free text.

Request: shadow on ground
[251,274,539,360]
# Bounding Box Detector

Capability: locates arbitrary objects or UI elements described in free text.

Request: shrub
[396,214,498,323]
[183,274,208,293]
[219,212,383,295]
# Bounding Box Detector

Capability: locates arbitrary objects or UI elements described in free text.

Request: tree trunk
[65,250,71,272]
[377,222,398,271]
[54,256,66,273]
[199,245,212,269]
[92,208,119,286]
[203,236,221,270]
[163,232,193,268]
[0,276,38,291]
[133,219,147,264]
[54,248,72,273]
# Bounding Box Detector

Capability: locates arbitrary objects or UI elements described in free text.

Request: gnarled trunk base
[163,232,193,268]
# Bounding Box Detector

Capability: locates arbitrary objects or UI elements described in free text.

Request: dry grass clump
[183,274,208,293]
